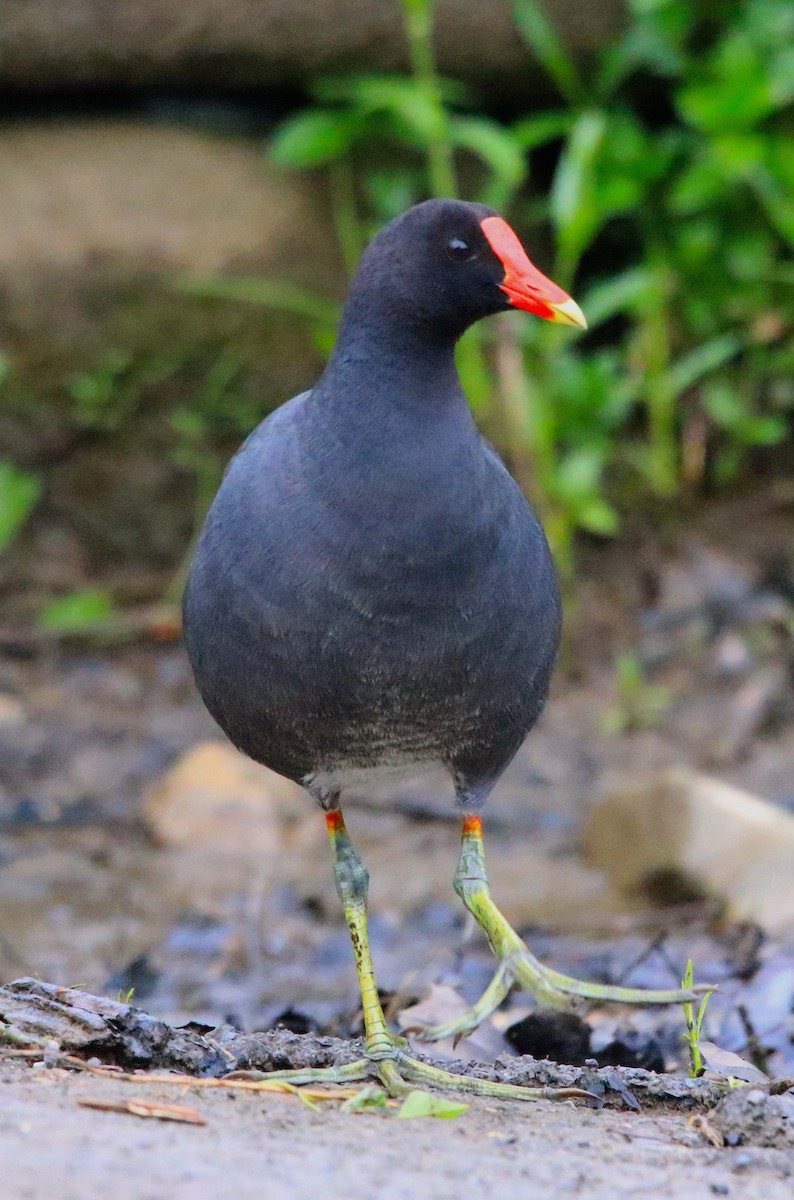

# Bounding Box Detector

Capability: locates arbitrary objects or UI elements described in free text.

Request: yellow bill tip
[547,297,587,330]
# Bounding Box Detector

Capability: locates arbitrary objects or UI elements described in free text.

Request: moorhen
[183,200,704,1101]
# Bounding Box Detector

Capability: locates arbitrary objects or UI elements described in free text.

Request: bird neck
[322,297,468,422]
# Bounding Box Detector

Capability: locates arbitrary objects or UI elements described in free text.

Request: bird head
[348,199,586,339]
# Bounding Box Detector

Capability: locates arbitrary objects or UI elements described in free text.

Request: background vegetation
[1,0,792,623]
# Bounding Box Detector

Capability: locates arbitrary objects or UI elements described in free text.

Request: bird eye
[446,236,475,262]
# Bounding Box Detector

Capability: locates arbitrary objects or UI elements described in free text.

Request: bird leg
[417,815,714,1044]
[242,808,591,1103]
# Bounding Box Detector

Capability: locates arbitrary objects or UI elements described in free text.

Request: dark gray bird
[183,199,703,1102]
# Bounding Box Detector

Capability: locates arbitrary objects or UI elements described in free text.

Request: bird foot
[415,949,715,1045]
[233,1033,593,1103]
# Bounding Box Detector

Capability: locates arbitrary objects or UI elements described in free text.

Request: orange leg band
[325,809,346,836]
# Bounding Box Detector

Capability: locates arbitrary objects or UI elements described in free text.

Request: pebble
[0,695,25,728]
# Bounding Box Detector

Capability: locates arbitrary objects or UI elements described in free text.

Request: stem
[456,327,493,422]
[329,157,365,279]
[164,460,222,608]
[493,316,535,495]
[400,0,457,198]
[643,260,678,497]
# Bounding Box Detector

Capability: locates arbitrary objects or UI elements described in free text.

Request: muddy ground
[1,482,794,1195]
[2,1054,792,1200]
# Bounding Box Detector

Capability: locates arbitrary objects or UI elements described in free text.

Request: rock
[0,121,339,573]
[0,977,233,1075]
[505,1011,592,1066]
[0,1,622,97]
[582,769,794,937]
[0,695,25,729]
[143,740,305,856]
[0,122,337,282]
[711,1087,794,1150]
[0,977,729,1107]
[142,741,318,917]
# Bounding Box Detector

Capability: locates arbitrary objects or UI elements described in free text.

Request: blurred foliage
[0,460,41,556]
[2,0,792,615]
[0,352,43,557]
[600,652,673,735]
[39,587,115,633]
[261,0,794,581]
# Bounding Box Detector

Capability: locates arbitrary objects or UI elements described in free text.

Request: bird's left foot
[414,944,713,1044]
[415,815,716,1045]
[232,1032,592,1103]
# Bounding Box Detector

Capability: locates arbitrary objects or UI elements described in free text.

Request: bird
[183,199,705,1102]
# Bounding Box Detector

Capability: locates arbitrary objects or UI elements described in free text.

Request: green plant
[180,0,793,589]
[39,587,116,633]
[69,351,140,431]
[601,652,673,735]
[682,959,712,1078]
[512,0,792,540]
[0,354,42,555]
[0,460,41,555]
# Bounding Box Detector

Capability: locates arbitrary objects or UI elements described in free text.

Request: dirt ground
[1,1054,792,1200]
[2,483,794,1196]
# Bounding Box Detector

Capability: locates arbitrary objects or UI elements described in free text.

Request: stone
[141,740,330,922]
[143,740,305,856]
[0,695,25,729]
[0,121,339,569]
[712,1087,794,1151]
[582,769,794,937]
[0,1,622,97]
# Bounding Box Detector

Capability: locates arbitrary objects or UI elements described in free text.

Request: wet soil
[1,483,794,1194]
[0,983,791,1200]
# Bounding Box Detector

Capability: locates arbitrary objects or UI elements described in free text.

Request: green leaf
[341,1086,389,1113]
[665,335,742,397]
[449,116,526,209]
[311,76,462,145]
[669,155,725,215]
[578,497,620,536]
[511,111,572,150]
[550,110,607,272]
[269,110,359,168]
[174,275,340,326]
[39,588,115,632]
[0,462,41,554]
[751,169,794,248]
[552,447,608,507]
[397,1090,469,1119]
[580,268,655,327]
[703,382,788,446]
[513,0,584,106]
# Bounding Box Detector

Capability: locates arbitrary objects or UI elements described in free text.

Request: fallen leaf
[688,1113,725,1148]
[398,984,471,1033]
[78,1097,206,1125]
[397,1090,469,1120]
[341,1086,390,1113]
[601,1069,640,1112]
[699,1041,769,1084]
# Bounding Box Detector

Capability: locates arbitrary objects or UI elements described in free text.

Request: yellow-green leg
[418,815,714,1044]
[240,808,591,1102]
